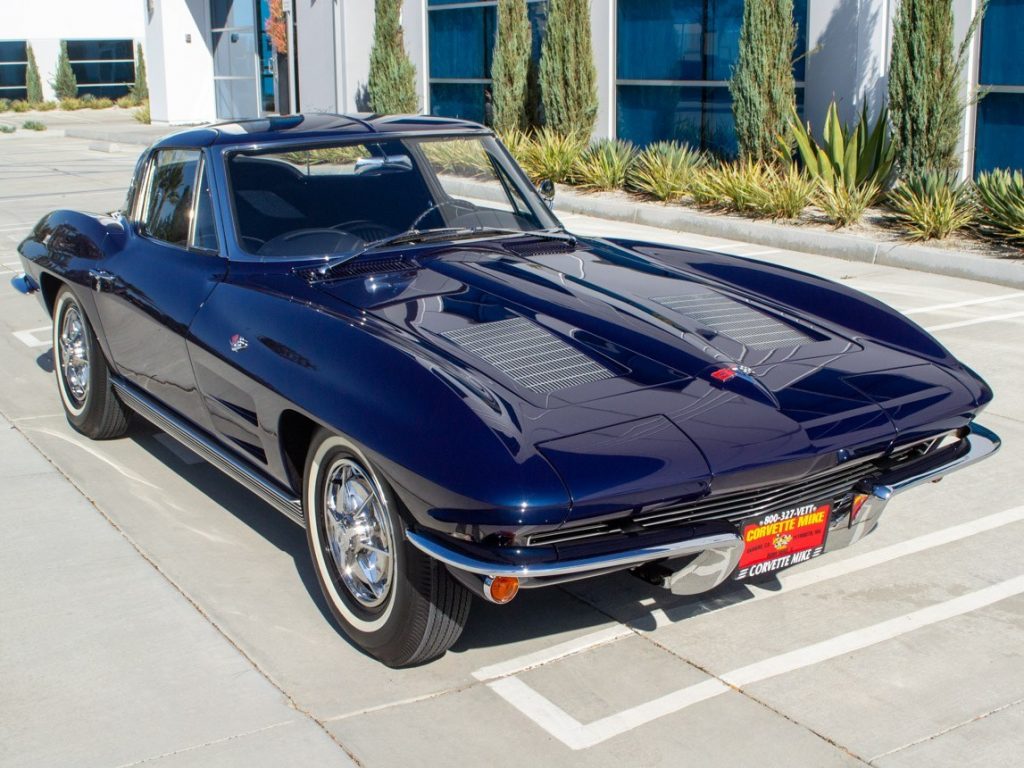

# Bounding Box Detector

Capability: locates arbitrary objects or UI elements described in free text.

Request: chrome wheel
[322,458,396,608]
[58,305,89,406]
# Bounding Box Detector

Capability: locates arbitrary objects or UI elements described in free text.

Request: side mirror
[537,179,555,205]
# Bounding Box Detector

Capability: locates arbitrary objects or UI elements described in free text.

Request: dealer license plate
[734,502,831,580]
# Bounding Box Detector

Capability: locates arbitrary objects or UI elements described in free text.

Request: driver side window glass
[191,162,219,251]
[142,149,200,247]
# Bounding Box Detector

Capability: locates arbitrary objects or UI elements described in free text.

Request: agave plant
[887,172,974,241]
[497,127,533,167]
[574,138,638,191]
[974,169,1024,242]
[627,141,706,201]
[519,127,587,183]
[754,165,816,220]
[782,101,895,199]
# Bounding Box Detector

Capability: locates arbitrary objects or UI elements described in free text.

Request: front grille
[440,317,614,394]
[525,440,930,547]
[653,289,814,350]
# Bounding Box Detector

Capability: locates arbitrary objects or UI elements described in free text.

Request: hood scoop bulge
[652,289,815,350]
[440,317,614,394]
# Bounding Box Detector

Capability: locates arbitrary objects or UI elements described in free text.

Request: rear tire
[52,286,129,440]
[303,429,471,667]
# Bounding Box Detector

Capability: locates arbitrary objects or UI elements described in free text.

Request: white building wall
[143,0,216,124]
[402,0,430,113]
[3,0,145,102]
[591,0,614,140]
[338,1,375,112]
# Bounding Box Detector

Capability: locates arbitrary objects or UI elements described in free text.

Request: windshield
[226,135,560,259]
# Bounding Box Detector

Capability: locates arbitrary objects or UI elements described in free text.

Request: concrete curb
[60,127,1024,290]
[551,185,1024,290]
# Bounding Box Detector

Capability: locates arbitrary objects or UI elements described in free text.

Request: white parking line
[12,325,51,348]
[904,291,1024,315]
[926,310,1024,332]
[729,248,781,257]
[473,625,633,682]
[488,573,1024,749]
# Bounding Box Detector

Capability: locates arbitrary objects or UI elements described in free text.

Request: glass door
[210,0,260,118]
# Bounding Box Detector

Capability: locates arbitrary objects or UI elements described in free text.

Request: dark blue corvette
[14,114,1000,666]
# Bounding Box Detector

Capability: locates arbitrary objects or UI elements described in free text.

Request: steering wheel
[407,199,479,232]
[241,235,266,252]
[257,228,365,258]
[331,219,396,243]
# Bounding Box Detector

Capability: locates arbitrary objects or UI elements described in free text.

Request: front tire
[52,286,129,439]
[303,429,471,667]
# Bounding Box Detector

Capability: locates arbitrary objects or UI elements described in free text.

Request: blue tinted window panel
[618,0,703,81]
[70,61,135,86]
[793,1,808,81]
[704,86,737,157]
[617,84,703,148]
[0,41,26,63]
[430,82,487,123]
[705,0,744,81]
[0,88,28,99]
[974,92,1024,175]
[65,39,133,61]
[0,65,27,88]
[429,7,495,79]
[77,84,131,97]
[979,0,1024,86]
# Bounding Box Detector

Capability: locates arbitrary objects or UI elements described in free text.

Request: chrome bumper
[408,422,1000,597]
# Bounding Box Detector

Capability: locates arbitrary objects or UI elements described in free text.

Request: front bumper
[407,422,1001,598]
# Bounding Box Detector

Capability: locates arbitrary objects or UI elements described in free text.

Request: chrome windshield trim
[405,530,742,579]
[869,422,1000,501]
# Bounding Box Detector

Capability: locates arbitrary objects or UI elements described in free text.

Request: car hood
[315,236,985,523]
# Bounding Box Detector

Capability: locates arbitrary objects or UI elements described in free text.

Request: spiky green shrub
[130,44,149,105]
[519,127,586,182]
[574,139,637,190]
[888,0,986,177]
[688,162,727,207]
[0,124,15,134]
[497,127,533,167]
[25,44,43,103]
[491,0,532,133]
[10,100,32,113]
[539,0,597,137]
[814,180,879,227]
[368,0,418,114]
[783,101,895,197]
[754,165,816,219]
[887,172,974,240]
[421,138,492,177]
[705,160,773,214]
[0,99,10,112]
[975,169,1024,241]
[133,101,151,124]
[730,0,797,162]
[22,120,46,131]
[51,42,77,100]
[34,101,56,111]
[59,97,87,110]
[628,141,705,201]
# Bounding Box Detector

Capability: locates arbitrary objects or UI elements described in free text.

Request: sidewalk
[0,413,355,768]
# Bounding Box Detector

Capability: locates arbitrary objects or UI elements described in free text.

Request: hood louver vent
[503,239,581,258]
[653,290,813,350]
[440,317,613,394]
[329,257,414,278]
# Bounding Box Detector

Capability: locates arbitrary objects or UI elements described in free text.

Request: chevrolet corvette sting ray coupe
[13,115,999,667]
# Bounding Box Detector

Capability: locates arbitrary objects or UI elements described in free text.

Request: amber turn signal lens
[486,576,520,604]
[851,493,870,522]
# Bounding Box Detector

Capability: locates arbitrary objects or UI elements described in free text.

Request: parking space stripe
[926,310,1024,332]
[488,574,1024,749]
[904,291,1024,315]
[473,626,633,682]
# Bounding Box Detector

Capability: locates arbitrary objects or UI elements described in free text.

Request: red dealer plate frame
[735,501,831,581]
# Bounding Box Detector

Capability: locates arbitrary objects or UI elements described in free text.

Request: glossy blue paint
[15,114,994,563]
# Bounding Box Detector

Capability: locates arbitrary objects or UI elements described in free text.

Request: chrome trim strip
[870,422,1001,501]
[406,530,743,580]
[111,379,305,526]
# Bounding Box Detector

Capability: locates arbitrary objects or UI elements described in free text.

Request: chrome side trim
[10,274,38,295]
[406,529,743,582]
[870,422,1001,501]
[112,378,305,526]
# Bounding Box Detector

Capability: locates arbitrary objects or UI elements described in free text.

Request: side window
[191,161,219,251]
[142,149,200,247]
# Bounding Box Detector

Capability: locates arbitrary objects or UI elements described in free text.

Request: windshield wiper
[309,227,577,281]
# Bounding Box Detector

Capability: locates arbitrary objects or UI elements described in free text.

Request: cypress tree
[131,43,149,105]
[51,41,77,100]
[539,0,597,137]
[25,44,43,103]
[491,0,532,134]
[368,0,418,114]
[730,0,797,162]
[888,0,987,177]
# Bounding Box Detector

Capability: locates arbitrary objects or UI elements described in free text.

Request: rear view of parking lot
[1,132,1023,767]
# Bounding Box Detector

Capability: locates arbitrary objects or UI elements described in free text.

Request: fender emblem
[229,334,248,352]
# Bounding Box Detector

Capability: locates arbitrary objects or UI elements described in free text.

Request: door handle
[89,270,116,292]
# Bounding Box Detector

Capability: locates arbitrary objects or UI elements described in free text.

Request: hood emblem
[230,334,248,353]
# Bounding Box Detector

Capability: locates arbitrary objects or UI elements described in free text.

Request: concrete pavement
[1,131,1023,767]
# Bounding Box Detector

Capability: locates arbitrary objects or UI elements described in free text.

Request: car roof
[151,113,488,149]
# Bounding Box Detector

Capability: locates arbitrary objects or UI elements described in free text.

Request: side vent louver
[653,290,813,350]
[440,317,613,394]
